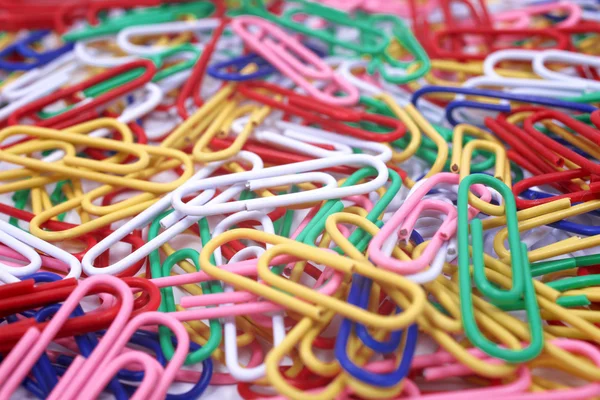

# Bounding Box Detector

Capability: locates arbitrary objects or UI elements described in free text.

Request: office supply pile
[0,0,600,398]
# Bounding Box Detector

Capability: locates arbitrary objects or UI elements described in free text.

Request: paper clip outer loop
[232,16,359,106]
[458,173,543,362]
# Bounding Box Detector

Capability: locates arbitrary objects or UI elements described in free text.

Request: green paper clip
[457,173,543,363]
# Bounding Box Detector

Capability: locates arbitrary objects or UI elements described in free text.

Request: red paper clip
[410,0,491,55]
[523,109,600,175]
[9,59,156,128]
[176,17,229,119]
[431,28,569,60]
[486,109,584,185]
[0,0,168,32]
[238,81,406,142]
[0,277,160,351]
[513,168,600,208]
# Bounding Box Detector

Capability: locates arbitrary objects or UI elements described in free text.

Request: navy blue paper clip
[0,30,74,71]
[207,41,326,81]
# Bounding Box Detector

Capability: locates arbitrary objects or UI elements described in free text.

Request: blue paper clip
[336,272,418,387]
[207,52,275,81]
[0,30,74,71]
[353,229,423,353]
[333,229,421,388]
[519,188,600,236]
[354,276,404,353]
[207,41,327,81]
[410,85,597,126]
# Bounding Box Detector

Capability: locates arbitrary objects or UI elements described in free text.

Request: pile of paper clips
[2,0,600,398]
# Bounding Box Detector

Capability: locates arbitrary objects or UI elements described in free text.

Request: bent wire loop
[368,173,492,275]
[232,16,359,106]
[457,173,543,362]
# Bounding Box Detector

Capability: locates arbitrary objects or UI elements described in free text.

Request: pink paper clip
[413,339,600,400]
[368,173,492,275]
[494,1,582,29]
[271,348,530,400]
[497,339,600,400]
[151,215,344,321]
[361,349,530,399]
[174,253,343,319]
[231,16,359,106]
[411,366,531,399]
[80,352,161,399]
[53,312,189,400]
[363,0,439,18]
[0,275,134,399]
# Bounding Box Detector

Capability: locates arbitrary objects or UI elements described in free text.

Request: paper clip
[458,173,543,362]
[232,16,359,106]
[62,1,217,42]
[363,0,439,17]
[244,118,392,162]
[238,81,406,142]
[411,85,597,126]
[318,0,364,12]
[571,0,600,22]
[0,0,169,32]
[493,200,600,263]
[0,124,192,194]
[207,40,326,82]
[513,168,600,208]
[0,276,159,348]
[451,126,511,216]
[8,59,156,127]
[116,18,223,56]
[197,228,426,329]
[251,186,403,397]
[0,274,159,399]
[371,198,455,278]
[410,0,492,56]
[533,49,600,91]
[365,14,431,85]
[337,58,446,125]
[0,3,79,32]
[210,211,285,381]
[0,117,145,185]
[54,311,188,400]
[175,16,228,117]
[368,173,492,275]
[499,339,600,400]
[241,0,389,56]
[431,27,569,61]
[73,36,138,68]
[0,30,74,71]
[322,213,419,388]
[461,49,593,98]
[0,218,81,281]
[336,276,418,388]
[0,52,77,102]
[450,124,505,176]
[170,154,387,218]
[494,1,582,29]
[521,109,600,174]
[80,151,261,276]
